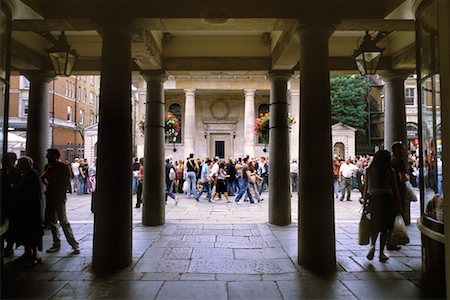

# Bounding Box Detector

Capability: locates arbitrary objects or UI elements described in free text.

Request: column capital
[141,71,167,83]
[296,23,336,40]
[288,90,300,97]
[184,89,196,96]
[23,71,55,83]
[95,20,138,39]
[380,70,411,82]
[243,89,256,97]
[268,71,293,82]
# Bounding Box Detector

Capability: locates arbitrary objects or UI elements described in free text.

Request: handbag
[358,213,371,245]
[169,168,176,181]
[404,181,418,202]
[390,215,410,245]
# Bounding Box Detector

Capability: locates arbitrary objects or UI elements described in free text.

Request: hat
[391,141,404,150]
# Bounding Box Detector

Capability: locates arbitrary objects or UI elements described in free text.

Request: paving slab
[277,279,356,300]
[156,281,228,300]
[342,279,424,299]
[228,281,283,300]
[105,281,163,299]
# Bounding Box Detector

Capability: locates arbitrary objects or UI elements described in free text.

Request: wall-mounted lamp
[233,131,236,139]
[352,31,386,76]
[204,131,207,139]
[46,31,78,76]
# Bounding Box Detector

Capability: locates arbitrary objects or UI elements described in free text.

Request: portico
[1,0,448,297]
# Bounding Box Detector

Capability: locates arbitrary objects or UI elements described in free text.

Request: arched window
[258,104,269,143]
[168,103,182,143]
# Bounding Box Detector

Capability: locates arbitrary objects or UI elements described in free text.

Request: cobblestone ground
[3,189,436,300]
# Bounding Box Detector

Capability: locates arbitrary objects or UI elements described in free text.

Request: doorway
[215,140,225,158]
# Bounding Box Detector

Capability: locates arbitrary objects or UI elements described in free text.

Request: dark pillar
[382,71,409,149]
[93,23,134,272]
[24,72,54,174]
[269,71,292,226]
[141,72,166,226]
[297,23,336,272]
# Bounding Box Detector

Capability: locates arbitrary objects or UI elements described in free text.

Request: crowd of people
[68,158,96,195]
[133,154,271,206]
[4,149,80,267]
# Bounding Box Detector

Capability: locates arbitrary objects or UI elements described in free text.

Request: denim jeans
[243,182,261,202]
[77,175,84,195]
[235,180,254,203]
[226,178,236,196]
[166,181,175,200]
[438,174,443,196]
[186,171,197,197]
[333,178,339,198]
[258,174,269,194]
[195,182,211,202]
[132,175,139,194]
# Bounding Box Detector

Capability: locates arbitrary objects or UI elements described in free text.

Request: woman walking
[363,150,402,262]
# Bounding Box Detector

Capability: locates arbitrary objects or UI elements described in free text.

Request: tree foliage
[330,75,369,135]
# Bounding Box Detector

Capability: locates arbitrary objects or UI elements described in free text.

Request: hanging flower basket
[138,112,181,143]
[254,112,297,146]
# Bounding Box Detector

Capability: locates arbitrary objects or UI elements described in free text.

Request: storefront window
[417,0,444,230]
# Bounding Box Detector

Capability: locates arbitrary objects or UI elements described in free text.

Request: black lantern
[46,31,78,76]
[353,31,385,76]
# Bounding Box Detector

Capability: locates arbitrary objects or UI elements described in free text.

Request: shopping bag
[405,181,418,202]
[390,215,410,245]
[358,213,371,245]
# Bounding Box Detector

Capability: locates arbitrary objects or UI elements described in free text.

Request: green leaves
[330,75,369,134]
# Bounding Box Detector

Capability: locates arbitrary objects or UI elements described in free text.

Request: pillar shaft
[93,24,133,272]
[184,89,196,159]
[142,72,167,226]
[25,72,54,174]
[382,72,409,150]
[297,24,336,272]
[269,72,292,226]
[244,89,256,157]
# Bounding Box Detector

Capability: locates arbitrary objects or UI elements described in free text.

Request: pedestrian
[14,156,43,266]
[258,156,269,194]
[195,157,213,202]
[185,153,199,198]
[339,158,358,201]
[363,150,402,262]
[71,158,80,194]
[211,162,231,203]
[289,159,299,193]
[76,158,85,195]
[88,159,96,193]
[332,158,341,199]
[234,157,255,204]
[41,149,80,255]
[135,158,144,208]
[225,158,237,196]
[165,158,179,205]
[131,157,140,194]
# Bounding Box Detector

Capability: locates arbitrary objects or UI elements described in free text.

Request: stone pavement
[3,190,437,299]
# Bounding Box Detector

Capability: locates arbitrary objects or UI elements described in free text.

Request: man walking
[339,158,357,201]
[41,149,80,254]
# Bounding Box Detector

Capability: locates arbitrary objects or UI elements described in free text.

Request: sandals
[379,253,390,262]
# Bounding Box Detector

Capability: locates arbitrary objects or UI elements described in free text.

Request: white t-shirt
[72,162,80,176]
[290,162,299,174]
[339,163,357,178]
[211,162,219,176]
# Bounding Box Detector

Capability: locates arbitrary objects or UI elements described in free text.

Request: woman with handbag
[363,150,402,262]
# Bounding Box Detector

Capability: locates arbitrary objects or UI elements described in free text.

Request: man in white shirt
[339,159,358,201]
[289,159,299,193]
[71,158,80,193]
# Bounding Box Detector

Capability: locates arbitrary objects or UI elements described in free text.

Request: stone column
[24,72,54,174]
[244,89,256,157]
[269,72,292,226]
[141,72,167,226]
[93,23,134,273]
[297,23,336,272]
[382,72,409,150]
[184,89,196,159]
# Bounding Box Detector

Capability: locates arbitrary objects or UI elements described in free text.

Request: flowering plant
[138,118,145,136]
[164,111,181,143]
[138,112,181,142]
[254,112,296,145]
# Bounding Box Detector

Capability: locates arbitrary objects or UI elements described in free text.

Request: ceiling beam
[337,19,414,31]
[10,39,48,71]
[163,57,271,71]
[132,30,162,70]
[21,0,391,19]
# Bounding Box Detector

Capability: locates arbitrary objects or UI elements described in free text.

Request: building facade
[8,75,100,161]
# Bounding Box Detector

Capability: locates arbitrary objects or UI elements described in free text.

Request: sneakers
[72,248,80,255]
[46,245,61,253]
[175,197,180,205]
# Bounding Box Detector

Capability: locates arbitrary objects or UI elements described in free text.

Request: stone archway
[334,142,345,159]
